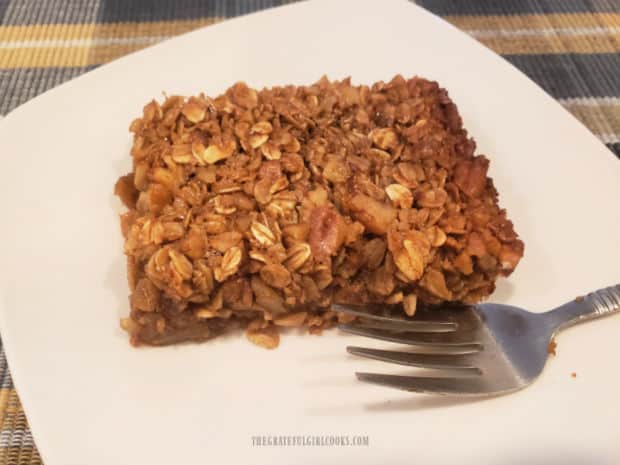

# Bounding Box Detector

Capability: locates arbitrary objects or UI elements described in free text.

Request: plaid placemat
[0,0,618,463]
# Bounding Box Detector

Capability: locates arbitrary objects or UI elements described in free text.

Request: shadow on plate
[304,392,497,417]
[497,455,612,465]
[363,394,497,412]
[301,374,358,389]
[491,279,515,303]
[105,250,129,322]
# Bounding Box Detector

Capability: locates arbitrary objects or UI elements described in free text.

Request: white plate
[0,1,619,464]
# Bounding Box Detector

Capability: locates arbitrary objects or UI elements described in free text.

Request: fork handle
[545,284,620,332]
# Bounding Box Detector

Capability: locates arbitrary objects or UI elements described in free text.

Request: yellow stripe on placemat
[92,18,222,38]
[477,33,619,54]
[1,31,616,68]
[562,101,620,143]
[0,23,96,42]
[0,388,42,464]
[444,12,620,53]
[0,14,615,44]
[0,42,169,68]
[0,447,42,465]
[0,388,28,430]
[0,45,90,67]
[0,18,224,68]
[0,18,222,42]
[87,42,155,65]
[0,387,10,427]
[0,14,618,68]
[446,13,620,31]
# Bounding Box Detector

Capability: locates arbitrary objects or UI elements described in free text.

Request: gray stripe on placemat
[504,54,620,100]
[0,1,10,24]
[415,0,620,16]
[607,143,620,157]
[2,0,101,26]
[0,65,97,115]
[97,0,296,23]
[0,347,14,390]
[0,0,301,25]
[0,429,35,448]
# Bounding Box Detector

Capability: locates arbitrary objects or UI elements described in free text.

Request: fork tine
[332,304,457,332]
[339,324,483,354]
[356,372,488,395]
[347,346,482,375]
[351,320,480,341]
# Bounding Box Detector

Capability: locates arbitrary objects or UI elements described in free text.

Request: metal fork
[336,284,620,396]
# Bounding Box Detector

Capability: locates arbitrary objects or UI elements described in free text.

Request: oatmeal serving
[114,75,524,348]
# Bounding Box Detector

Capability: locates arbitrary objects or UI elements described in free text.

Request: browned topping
[308,206,346,260]
[115,75,524,348]
[114,174,139,210]
[246,325,279,349]
[548,339,557,356]
[348,194,397,235]
[403,293,418,317]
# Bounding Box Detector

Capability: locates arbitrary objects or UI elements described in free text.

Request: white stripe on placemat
[598,133,620,144]
[0,429,35,448]
[467,26,620,39]
[0,35,167,49]
[559,97,620,107]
